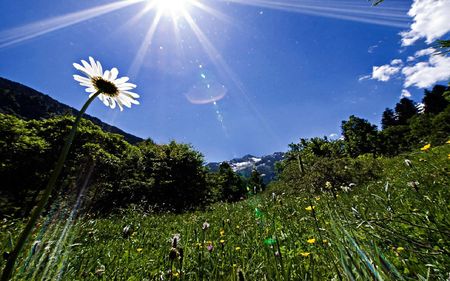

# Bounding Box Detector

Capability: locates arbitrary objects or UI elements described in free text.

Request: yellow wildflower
[322,239,328,244]
[315,196,321,201]
[220,239,225,244]
[420,144,431,151]
[300,252,311,257]
[236,225,240,229]
[446,140,450,144]
[307,238,316,244]
[397,247,405,252]
[235,246,241,251]
[137,248,143,253]
[172,272,180,277]
[220,229,225,236]
[448,154,450,160]
[305,206,315,211]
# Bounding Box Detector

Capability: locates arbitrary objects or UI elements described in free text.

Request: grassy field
[1,144,449,280]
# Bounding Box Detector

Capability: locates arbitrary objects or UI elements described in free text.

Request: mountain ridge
[206,152,284,183]
[0,77,143,144]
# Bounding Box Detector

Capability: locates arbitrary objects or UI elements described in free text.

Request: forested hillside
[1,81,448,219]
[0,77,143,144]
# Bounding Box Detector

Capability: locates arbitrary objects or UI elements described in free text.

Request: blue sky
[1,0,449,162]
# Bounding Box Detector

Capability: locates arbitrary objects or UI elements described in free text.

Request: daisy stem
[1,91,101,281]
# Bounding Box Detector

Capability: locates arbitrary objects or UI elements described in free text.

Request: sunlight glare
[152,0,192,16]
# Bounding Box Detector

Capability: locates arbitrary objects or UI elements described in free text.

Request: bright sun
[153,0,191,16]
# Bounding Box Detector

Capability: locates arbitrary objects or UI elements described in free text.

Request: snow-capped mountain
[206,152,285,183]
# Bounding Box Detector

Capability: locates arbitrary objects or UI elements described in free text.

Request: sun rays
[0,0,144,49]
[0,0,410,76]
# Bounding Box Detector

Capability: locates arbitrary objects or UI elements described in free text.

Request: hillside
[2,144,449,280]
[0,77,143,144]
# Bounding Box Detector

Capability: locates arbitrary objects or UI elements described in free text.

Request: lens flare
[185,70,227,105]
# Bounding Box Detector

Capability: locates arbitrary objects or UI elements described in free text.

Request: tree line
[1,84,448,217]
[0,115,264,217]
[273,84,449,195]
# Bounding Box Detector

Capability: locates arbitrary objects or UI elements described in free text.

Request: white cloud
[400,89,411,98]
[372,64,401,82]
[406,48,436,62]
[329,133,338,138]
[414,47,436,58]
[402,54,450,88]
[400,0,450,46]
[391,59,403,65]
[368,44,378,53]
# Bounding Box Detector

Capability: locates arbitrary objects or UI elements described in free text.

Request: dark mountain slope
[0,77,143,144]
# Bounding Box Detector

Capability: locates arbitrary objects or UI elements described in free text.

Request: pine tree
[381,108,397,129]
[394,98,417,125]
[423,85,449,114]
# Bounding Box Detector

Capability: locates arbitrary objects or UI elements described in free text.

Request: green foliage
[436,39,450,54]
[394,98,418,125]
[1,145,449,280]
[379,125,411,156]
[423,85,450,114]
[0,77,142,144]
[381,108,397,129]
[341,115,378,157]
[0,114,49,215]
[248,169,265,193]
[214,162,247,202]
[0,114,248,217]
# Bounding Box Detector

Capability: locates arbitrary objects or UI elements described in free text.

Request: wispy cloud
[363,0,450,95]
[400,89,411,98]
[372,63,402,82]
[400,0,450,46]
[402,55,450,88]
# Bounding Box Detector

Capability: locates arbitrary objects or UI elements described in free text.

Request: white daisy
[73,57,139,111]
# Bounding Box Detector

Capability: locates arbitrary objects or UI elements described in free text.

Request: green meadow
[1,144,449,280]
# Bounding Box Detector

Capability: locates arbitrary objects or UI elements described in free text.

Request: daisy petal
[116,99,124,111]
[114,77,130,84]
[73,63,91,77]
[121,94,139,105]
[99,94,109,106]
[89,57,100,76]
[118,95,132,108]
[110,68,119,80]
[81,60,95,77]
[103,70,110,80]
[96,60,103,76]
[118,85,136,91]
[122,82,137,88]
[73,75,91,84]
[109,98,116,109]
[123,91,140,98]
[129,98,140,105]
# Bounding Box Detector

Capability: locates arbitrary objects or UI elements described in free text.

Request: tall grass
[1,145,449,280]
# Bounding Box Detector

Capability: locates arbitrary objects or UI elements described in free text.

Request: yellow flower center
[92,77,119,97]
